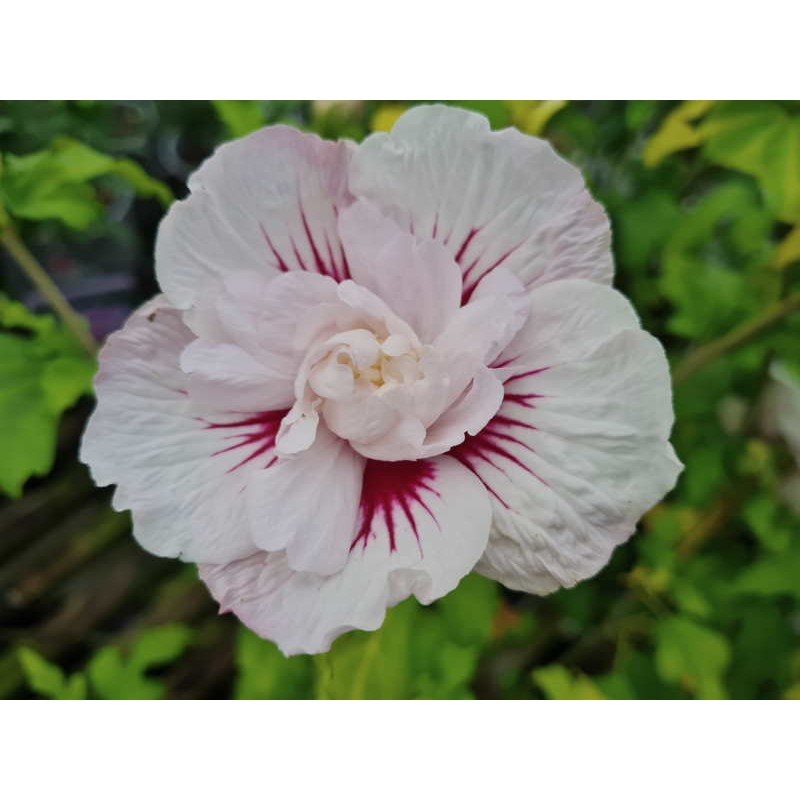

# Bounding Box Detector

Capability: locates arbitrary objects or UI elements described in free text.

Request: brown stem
[672,292,800,386]
[0,225,97,356]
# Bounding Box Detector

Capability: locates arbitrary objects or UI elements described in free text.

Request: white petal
[323,392,400,445]
[247,429,365,575]
[349,105,613,298]
[192,271,339,369]
[323,329,381,370]
[494,277,641,375]
[275,398,320,455]
[307,356,355,400]
[200,455,491,655]
[155,126,353,309]
[338,199,462,342]
[434,267,529,370]
[420,366,504,457]
[382,334,413,357]
[180,340,294,412]
[335,280,419,342]
[80,298,284,563]
[349,415,428,461]
[448,280,682,593]
[469,266,531,355]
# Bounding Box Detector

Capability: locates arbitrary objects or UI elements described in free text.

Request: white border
[1,1,796,98]
[1,702,795,798]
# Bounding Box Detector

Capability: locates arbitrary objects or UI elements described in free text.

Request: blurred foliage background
[1,100,799,700]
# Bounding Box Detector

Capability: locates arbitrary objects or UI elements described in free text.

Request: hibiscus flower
[81,105,682,655]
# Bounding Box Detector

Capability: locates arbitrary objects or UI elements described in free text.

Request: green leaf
[62,673,89,700]
[129,624,193,672]
[17,647,67,698]
[729,604,794,699]
[742,493,795,553]
[109,158,173,207]
[735,548,800,600]
[596,650,683,700]
[661,181,772,340]
[625,100,660,132]
[615,189,680,269]
[1,153,100,228]
[448,101,512,130]
[87,625,192,699]
[434,573,499,646]
[0,295,95,496]
[17,647,88,699]
[211,101,266,139]
[670,578,713,619]
[413,638,479,700]
[0,137,172,229]
[699,102,800,222]
[234,628,313,699]
[532,665,606,699]
[642,100,715,167]
[370,104,407,133]
[772,224,800,269]
[655,616,731,699]
[314,576,498,699]
[505,101,568,135]
[87,646,158,700]
[315,599,416,699]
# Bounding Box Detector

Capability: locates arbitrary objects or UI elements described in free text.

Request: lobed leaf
[0,295,95,496]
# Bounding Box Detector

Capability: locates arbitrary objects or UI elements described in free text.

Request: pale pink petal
[335,280,419,342]
[80,298,282,563]
[181,270,339,415]
[155,127,353,309]
[348,415,428,461]
[434,267,529,370]
[419,366,504,458]
[349,105,613,300]
[180,340,294,412]
[200,455,491,655]
[469,266,530,355]
[448,280,682,593]
[492,277,641,374]
[338,199,462,342]
[314,269,522,459]
[247,428,365,575]
[187,271,339,368]
[322,392,404,446]
[275,398,320,455]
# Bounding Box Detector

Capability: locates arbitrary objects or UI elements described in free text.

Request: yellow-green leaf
[643,100,715,167]
[507,100,568,136]
[655,616,730,699]
[532,665,606,699]
[370,104,406,133]
[211,100,266,139]
[0,295,95,496]
[17,647,66,698]
[699,102,800,222]
[0,137,172,229]
[772,225,800,270]
[234,628,312,700]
